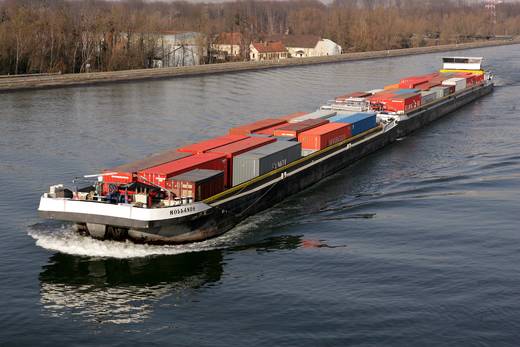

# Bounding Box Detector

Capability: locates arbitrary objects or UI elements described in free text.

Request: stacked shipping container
[254,123,290,136]
[177,134,247,154]
[420,90,437,104]
[273,119,329,137]
[229,119,287,136]
[102,150,193,193]
[139,153,228,190]
[298,123,352,151]
[329,113,377,136]
[232,141,302,186]
[289,110,336,123]
[278,112,309,121]
[168,169,224,201]
[209,137,276,187]
[442,78,466,92]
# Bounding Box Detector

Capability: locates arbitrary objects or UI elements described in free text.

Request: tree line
[0,0,519,75]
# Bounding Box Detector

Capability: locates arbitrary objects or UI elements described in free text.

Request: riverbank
[1,39,518,92]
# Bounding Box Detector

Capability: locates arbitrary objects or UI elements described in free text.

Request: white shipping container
[420,90,437,104]
[442,78,466,92]
[430,86,450,99]
[289,110,337,123]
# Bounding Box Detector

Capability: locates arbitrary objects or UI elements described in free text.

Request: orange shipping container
[384,83,399,90]
[229,119,287,136]
[298,123,352,150]
[254,123,290,136]
[273,119,329,138]
[178,135,247,154]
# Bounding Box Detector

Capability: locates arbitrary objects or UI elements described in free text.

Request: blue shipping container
[393,88,419,95]
[329,112,377,136]
[328,111,374,123]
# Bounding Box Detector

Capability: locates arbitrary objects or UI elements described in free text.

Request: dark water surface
[1,45,520,346]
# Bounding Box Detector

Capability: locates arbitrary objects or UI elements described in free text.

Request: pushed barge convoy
[38,57,494,244]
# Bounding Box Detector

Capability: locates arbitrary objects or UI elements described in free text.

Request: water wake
[28,212,275,259]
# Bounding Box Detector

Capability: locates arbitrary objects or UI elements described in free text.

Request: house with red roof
[249,41,289,61]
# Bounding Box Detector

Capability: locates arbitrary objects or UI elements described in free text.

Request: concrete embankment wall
[1,39,518,92]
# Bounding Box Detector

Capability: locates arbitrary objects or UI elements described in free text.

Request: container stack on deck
[232,141,302,186]
[139,153,228,190]
[177,134,248,154]
[101,67,484,203]
[363,70,485,113]
[229,119,287,136]
[101,109,382,201]
[273,119,330,137]
[102,150,193,194]
[208,136,276,187]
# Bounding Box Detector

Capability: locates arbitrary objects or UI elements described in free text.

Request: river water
[1,44,519,345]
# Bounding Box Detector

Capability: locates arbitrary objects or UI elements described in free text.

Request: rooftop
[251,41,287,53]
[267,34,321,48]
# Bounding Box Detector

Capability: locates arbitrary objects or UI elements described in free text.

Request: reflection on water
[38,235,304,324]
[39,251,223,324]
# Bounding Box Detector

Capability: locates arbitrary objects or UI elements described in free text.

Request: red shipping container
[273,119,329,137]
[254,123,289,135]
[102,151,193,193]
[102,172,134,194]
[229,119,287,136]
[399,78,428,89]
[278,112,308,121]
[399,72,443,89]
[139,153,228,190]
[168,169,224,201]
[177,134,247,154]
[385,93,422,113]
[209,136,276,187]
[298,123,352,150]
[400,72,441,87]
[103,172,133,184]
[107,150,192,175]
[474,74,484,84]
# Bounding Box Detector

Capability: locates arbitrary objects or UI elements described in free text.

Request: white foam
[29,210,278,259]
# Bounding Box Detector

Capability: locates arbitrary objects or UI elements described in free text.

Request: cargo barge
[38,57,494,244]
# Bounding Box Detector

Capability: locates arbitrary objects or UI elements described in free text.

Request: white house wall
[287,47,314,58]
[286,39,342,58]
[314,39,342,56]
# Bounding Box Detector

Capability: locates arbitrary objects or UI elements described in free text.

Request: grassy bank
[1,39,518,92]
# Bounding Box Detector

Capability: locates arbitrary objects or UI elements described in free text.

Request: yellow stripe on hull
[440,69,484,75]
